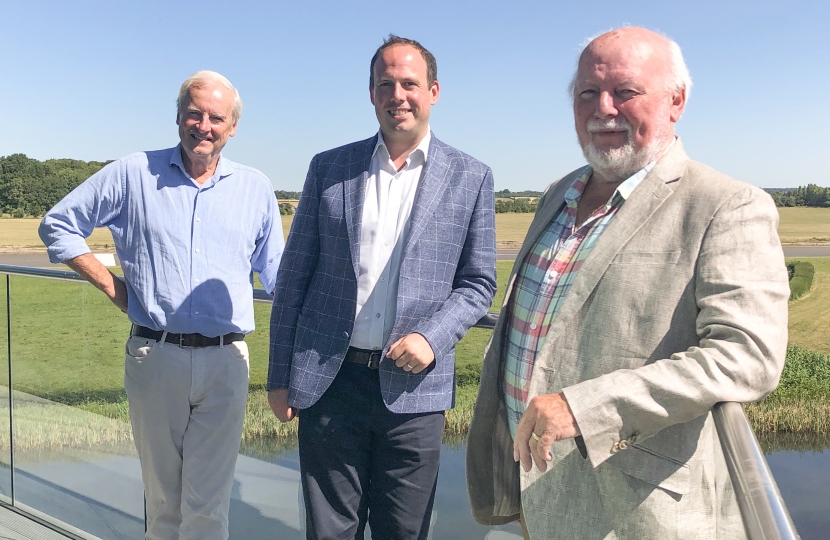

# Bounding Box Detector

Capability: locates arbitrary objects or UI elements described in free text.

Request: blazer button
[619,440,629,450]
[343,332,349,339]
[610,442,621,454]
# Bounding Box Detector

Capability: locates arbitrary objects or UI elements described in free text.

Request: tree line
[767,185,830,207]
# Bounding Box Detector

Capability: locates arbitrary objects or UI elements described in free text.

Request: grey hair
[568,28,692,103]
[176,70,243,123]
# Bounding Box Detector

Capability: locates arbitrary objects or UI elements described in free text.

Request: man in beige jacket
[466,27,789,539]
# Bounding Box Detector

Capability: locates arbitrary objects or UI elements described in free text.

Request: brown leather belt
[131,325,245,348]
[344,347,382,369]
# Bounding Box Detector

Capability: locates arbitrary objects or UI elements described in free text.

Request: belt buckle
[367,351,381,370]
[178,334,194,349]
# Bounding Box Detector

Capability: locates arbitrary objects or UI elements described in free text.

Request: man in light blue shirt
[39,71,284,540]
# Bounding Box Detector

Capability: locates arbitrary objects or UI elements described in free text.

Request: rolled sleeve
[39,160,124,263]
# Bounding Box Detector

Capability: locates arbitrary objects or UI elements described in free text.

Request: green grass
[777,207,830,244]
[1,244,828,457]
[787,257,830,353]
[745,345,830,434]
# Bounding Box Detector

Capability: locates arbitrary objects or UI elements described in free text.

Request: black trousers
[298,362,445,540]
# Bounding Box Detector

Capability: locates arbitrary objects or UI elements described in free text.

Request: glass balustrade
[0,277,12,503]
[0,266,797,540]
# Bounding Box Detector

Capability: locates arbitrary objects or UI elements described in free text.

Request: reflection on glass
[0,275,12,501]
[9,275,142,538]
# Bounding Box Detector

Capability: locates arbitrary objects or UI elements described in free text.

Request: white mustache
[586,118,632,133]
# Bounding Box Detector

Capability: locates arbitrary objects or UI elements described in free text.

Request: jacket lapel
[344,136,376,279]
[402,135,452,258]
[537,140,691,353]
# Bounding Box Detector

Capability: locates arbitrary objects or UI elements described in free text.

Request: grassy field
[0,216,296,249]
[777,207,830,244]
[3,207,829,251]
[786,257,830,353]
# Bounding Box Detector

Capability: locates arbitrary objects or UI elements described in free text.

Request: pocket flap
[612,250,681,265]
[605,443,690,496]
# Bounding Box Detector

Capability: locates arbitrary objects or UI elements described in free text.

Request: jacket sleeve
[266,156,321,390]
[411,166,497,361]
[562,187,790,467]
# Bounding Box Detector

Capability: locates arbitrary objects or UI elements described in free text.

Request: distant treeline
[766,185,830,207]
[0,154,300,218]
[496,189,542,198]
[0,154,110,218]
[275,190,302,200]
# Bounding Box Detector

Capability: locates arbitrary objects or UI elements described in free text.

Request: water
[766,449,830,540]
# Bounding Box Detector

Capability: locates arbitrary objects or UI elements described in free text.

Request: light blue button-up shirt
[39,145,284,336]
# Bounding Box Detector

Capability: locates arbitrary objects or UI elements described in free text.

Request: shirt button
[194,279,200,284]
[196,217,201,223]
[376,313,381,318]
[195,249,200,253]
[384,242,390,247]
[380,276,386,281]
[530,323,537,330]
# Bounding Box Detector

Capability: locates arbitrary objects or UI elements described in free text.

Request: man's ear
[669,88,686,122]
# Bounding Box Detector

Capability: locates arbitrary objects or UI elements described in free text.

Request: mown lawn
[3,207,830,250]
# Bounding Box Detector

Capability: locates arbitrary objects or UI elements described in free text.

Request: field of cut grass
[4,207,828,252]
[0,216,295,249]
[0,218,115,251]
[786,257,830,353]
[777,207,830,244]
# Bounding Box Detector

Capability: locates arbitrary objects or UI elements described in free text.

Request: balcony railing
[0,263,800,540]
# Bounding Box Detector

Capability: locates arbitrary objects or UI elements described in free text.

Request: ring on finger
[531,432,542,441]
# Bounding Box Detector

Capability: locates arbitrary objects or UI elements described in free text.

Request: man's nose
[392,83,406,101]
[196,113,211,131]
[596,91,618,117]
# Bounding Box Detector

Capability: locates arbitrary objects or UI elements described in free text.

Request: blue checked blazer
[267,133,496,414]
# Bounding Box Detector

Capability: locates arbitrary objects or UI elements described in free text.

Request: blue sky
[2,0,827,191]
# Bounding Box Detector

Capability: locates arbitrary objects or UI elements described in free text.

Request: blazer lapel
[537,140,691,354]
[402,135,452,258]
[344,136,376,279]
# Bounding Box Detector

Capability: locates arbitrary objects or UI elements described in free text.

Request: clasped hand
[386,333,435,374]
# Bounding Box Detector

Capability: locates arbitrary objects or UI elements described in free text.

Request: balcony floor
[0,505,72,540]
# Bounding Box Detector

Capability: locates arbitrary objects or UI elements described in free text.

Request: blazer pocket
[605,442,690,496]
[611,250,681,265]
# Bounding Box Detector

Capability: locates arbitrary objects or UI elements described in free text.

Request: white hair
[568,28,692,103]
[176,70,243,123]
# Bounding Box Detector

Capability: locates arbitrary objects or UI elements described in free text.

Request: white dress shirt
[350,130,432,350]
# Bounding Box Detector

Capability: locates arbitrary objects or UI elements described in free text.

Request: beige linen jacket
[466,140,790,539]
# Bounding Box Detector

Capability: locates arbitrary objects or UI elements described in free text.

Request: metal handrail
[0,263,801,539]
[714,402,800,540]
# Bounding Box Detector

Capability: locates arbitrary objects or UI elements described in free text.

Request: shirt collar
[373,128,431,168]
[170,143,233,186]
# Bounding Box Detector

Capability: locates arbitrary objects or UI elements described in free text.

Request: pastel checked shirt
[504,162,656,436]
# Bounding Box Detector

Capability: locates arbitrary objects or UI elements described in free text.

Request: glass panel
[0,275,12,501]
[9,275,142,538]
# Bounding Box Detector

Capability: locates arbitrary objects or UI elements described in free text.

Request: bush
[788,261,815,301]
[278,202,295,216]
[456,362,482,387]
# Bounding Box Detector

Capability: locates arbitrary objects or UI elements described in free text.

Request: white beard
[581,118,669,183]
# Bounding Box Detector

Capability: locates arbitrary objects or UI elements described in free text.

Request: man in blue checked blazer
[267,35,496,539]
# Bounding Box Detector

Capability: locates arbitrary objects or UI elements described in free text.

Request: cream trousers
[124,335,250,540]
